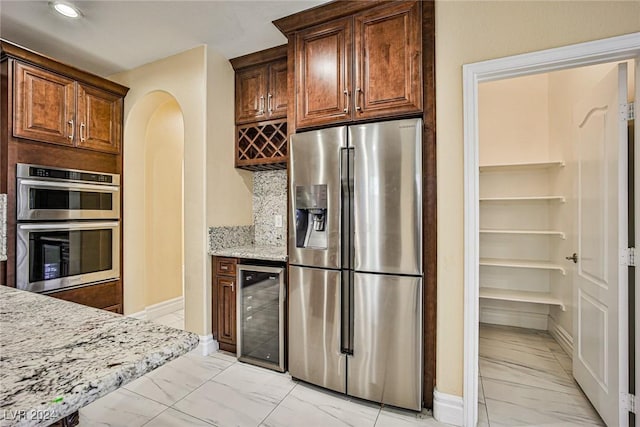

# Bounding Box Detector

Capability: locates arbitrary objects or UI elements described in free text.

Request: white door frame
[462,32,640,427]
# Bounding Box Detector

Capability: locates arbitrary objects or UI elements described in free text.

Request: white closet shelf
[480,257,566,275]
[479,196,566,203]
[479,229,566,239]
[479,287,566,311]
[479,161,565,173]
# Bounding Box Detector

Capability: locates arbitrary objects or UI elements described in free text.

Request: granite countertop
[210,244,287,262]
[0,194,6,262]
[0,286,199,427]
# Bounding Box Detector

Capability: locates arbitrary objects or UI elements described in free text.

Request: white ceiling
[0,0,327,77]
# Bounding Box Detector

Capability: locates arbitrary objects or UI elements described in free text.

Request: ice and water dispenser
[294,185,328,249]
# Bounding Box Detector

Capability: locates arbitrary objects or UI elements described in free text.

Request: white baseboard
[433,389,463,426]
[126,296,183,321]
[146,296,184,320]
[196,334,218,356]
[480,307,548,330]
[548,316,574,356]
[127,310,147,320]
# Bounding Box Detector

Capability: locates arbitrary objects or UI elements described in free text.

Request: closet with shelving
[478,72,572,331]
[476,59,633,427]
[479,61,633,340]
[479,160,566,324]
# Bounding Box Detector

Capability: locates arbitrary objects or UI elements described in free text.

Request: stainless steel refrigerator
[288,118,423,411]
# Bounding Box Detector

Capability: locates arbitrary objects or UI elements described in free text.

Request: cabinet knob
[355,87,362,111]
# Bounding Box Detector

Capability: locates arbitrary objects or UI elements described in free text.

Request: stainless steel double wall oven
[15,163,120,293]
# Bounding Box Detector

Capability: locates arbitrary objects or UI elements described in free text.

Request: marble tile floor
[78,349,449,427]
[114,311,603,426]
[478,323,605,427]
[152,309,184,331]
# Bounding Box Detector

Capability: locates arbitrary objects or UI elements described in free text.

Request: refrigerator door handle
[340,270,352,355]
[340,147,354,270]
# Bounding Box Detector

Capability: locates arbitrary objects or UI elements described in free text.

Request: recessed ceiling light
[50,1,81,18]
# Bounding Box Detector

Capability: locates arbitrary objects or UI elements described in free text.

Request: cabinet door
[354,1,422,119]
[236,65,268,124]
[217,277,236,345]
[13,62,75,146]
[76,83,122,154]
[268,59,288,119]
[295,17,352,129]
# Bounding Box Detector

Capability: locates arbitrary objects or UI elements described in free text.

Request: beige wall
[435,0,640,397]
[204,48,254,328]
[479,74,550,165]
[144,99,184,306]
[206,49,253,227]
[111,45,253,335]
[110,46,209,334]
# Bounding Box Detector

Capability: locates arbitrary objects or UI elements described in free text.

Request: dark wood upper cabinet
[354,1,422,119]
[13,62,75,147]
[269,59,289,119]
[235,65,268,124]
[77,83,123,154]
[11,56,125,155]
[288,1,423,129]
[234,55,288,124]
[295,17,352,129]
[231,45,288,170]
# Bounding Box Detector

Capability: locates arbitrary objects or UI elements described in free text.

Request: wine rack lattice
[236,119,287,171]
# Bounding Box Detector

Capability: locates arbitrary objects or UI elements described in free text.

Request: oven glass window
[30,189,113,211]
[29,230,113,282]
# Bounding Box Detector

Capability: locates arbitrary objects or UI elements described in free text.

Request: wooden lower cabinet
[217,277,236,350]
[47,280,122,313]
[212,257,237,353]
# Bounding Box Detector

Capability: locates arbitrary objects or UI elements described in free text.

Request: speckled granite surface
[208,170,287,262]
[0,194,6,262]
[209,244,287,262]
[208,225,254,252]
[253,170,287,246]
[0,286,199,427]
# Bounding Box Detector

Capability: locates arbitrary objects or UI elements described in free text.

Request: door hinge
[621,247,636,266]
[621,102,635,121]
[622,392,637,414]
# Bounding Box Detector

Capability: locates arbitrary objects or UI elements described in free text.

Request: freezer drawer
[288,265,346,393]
[347,272,423,410]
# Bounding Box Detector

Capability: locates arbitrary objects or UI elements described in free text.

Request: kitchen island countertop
[0,286,199,427]
[209,244,287,262]
[0,194,6,262]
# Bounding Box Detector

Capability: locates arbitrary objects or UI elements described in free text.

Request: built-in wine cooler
[236,264,285,372]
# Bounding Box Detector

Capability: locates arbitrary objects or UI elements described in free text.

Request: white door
[573,63,629,427]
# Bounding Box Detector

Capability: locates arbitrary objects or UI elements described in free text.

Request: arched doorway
[123,91,185,323]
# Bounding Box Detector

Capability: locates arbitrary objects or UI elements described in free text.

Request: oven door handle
[18,179,119,193]
[18,221,119,231]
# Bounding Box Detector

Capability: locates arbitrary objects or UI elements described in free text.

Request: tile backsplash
[253,170,287,246]
[209,225,254,252]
